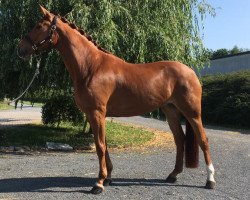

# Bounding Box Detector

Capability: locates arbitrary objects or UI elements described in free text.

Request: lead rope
[8,57,41,104]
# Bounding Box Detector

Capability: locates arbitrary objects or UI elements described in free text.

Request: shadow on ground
[0,176,204,194]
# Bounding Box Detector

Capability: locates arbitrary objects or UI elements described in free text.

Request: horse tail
[185,120,199,168]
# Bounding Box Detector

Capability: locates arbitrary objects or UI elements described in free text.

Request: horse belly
[106,103,156,117]
[106,90,169,117]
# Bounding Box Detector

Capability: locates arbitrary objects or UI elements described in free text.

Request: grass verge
[0,121,155,149]
[0,101,13,110]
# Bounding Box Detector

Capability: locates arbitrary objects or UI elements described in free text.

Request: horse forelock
[58,16,109,54]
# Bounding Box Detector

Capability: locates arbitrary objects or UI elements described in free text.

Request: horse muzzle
[17,46,32,60]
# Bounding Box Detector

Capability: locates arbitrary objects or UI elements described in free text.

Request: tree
[211,48,229,59]
[209,46,249,60]
[0,0,215,100]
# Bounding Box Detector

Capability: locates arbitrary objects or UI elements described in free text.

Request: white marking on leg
[95,182,104,190]
[207,163,215,182]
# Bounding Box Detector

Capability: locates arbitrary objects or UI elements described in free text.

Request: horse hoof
[205,180,215,189]
[90,184,104,194]
[103,178,113,186]
[166,176,177,183]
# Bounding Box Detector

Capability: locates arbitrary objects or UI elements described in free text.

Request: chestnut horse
[17,5,215,194]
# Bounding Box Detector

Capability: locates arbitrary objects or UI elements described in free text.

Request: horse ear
[39,4,50,17]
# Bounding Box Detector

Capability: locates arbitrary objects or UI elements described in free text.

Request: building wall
[199,52,250,76]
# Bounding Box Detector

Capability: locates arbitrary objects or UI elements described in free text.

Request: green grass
[0,101,14,110]
[106,122,154,148]
[0,121,154,149]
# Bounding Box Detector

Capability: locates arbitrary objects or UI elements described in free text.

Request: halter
[25,16,58,53]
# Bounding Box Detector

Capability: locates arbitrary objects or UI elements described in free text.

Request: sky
[202,0,250,51]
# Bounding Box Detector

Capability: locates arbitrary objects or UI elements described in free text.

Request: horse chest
[73,87,93,113]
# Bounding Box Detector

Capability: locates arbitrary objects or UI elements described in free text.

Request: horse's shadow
[0,176,204,193]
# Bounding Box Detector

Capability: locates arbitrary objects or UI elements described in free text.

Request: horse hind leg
[175,95,216,189]
[186,116,216,189]
[161,104,185,183]
[103,139,113,186]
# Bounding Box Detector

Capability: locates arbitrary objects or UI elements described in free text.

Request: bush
[42,94,84,127]
[201,71,250,128]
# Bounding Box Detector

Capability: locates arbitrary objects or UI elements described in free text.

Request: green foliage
[0,0,214,101]
[211,48,229,59]
[208,45,249,60]
[0,1,40,100]
[41,94,84,127]
[67,0,212,66]
[230,46,242,55]
[201,71,250,128]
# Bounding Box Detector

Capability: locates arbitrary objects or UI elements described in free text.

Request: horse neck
[55,21,102,82]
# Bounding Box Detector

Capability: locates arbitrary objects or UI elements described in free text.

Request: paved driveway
[0,105,41,127]
[0,107,249,199]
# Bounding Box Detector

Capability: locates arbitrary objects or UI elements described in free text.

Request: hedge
[201,71,250,128]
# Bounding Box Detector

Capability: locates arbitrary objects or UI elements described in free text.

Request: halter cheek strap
[25,16,58,53]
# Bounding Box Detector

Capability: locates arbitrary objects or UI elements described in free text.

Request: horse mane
[58,15,110,54]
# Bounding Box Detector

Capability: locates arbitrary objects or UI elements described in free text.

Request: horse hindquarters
[167,69,215,188]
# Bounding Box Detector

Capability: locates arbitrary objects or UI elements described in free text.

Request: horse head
[17,5,59,60]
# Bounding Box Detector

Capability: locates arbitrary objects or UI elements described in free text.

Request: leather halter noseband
[25,16,58,53]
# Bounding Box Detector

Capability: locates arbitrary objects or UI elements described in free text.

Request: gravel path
[0,107,249,199]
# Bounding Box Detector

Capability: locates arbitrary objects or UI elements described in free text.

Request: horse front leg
[87,110,108,194]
